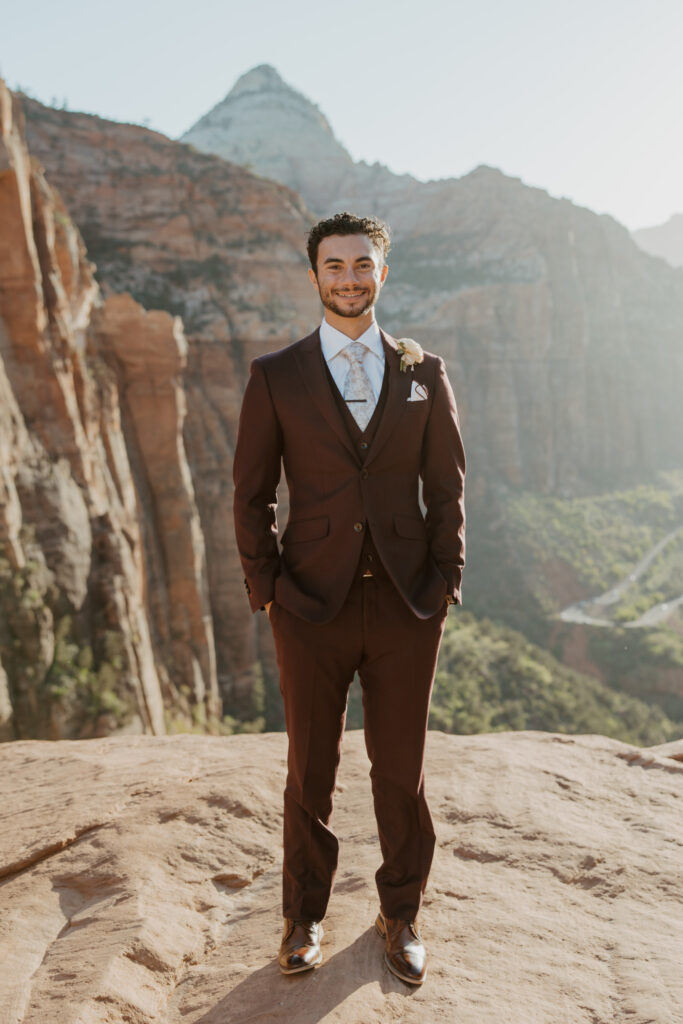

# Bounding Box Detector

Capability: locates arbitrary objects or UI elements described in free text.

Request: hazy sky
[3,0,682,230]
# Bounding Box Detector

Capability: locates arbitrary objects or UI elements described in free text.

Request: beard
[317,278,380,319]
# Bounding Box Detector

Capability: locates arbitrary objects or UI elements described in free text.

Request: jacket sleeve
[420,356,466,604]
[232,358,283,612]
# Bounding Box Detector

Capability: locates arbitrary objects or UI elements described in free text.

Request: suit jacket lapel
[293,329,360,463]
[363,329,412,468]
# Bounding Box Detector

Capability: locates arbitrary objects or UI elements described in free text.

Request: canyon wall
[0,82,222,738]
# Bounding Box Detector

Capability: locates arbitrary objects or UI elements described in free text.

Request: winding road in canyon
[557,525,683,628]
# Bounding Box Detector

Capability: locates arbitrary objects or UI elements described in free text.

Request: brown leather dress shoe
[278,918,324,974]
[375,911,427,985]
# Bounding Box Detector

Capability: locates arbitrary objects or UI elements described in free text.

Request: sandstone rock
[20,87,318,351]
[19,86,319,721]
[0,80,219,738]
[92,293,219,729]
[0,730,681,1023]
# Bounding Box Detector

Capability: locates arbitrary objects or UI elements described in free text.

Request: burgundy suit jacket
[232,327,466,623]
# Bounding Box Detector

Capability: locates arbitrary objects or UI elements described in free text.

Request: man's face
[308,233,388,318]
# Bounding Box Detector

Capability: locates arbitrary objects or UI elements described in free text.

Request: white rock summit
[181,63,414,216]
[181,64,355,212]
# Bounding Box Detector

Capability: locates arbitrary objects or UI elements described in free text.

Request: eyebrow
[322,255,374,265]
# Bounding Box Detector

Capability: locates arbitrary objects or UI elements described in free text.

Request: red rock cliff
[0,81,224,739]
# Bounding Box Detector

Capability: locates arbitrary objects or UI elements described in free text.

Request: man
[233,212,466,985]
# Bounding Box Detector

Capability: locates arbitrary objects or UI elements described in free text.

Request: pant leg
[358,575,448,920]
[269,583,364,920]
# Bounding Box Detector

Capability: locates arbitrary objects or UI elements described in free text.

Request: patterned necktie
[342,341,376,430]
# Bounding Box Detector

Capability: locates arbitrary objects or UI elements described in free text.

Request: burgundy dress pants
[269,566,449,922]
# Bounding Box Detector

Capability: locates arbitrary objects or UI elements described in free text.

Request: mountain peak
[181,65,354,213]
[228,64,289,99]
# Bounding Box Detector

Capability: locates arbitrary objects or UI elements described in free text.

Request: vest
[322,350,390,581]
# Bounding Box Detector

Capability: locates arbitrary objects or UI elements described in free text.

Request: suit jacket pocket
[282,514,330,544]
[393,513,427,540]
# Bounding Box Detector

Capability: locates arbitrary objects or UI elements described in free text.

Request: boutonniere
[396,338,424,373]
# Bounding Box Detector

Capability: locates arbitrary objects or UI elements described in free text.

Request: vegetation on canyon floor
[344,610,676,746]
[500,471,683,616]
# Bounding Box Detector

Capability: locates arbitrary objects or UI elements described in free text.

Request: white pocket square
[407,380,429,402]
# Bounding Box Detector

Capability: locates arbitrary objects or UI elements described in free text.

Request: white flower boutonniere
[396,338,424,373]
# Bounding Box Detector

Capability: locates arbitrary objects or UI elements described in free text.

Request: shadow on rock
[196,927,418,1023]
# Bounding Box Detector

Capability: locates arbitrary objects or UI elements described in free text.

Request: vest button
[353,521,364,533]
[359,441,368,450]
[361,469,369,479]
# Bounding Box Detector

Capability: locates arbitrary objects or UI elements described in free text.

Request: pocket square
[407,380,429,402]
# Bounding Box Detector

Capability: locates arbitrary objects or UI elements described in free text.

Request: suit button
[359,441,368,450]
[353,522,364,533]
[361,469,369,479]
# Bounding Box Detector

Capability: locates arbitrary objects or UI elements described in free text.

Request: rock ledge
[2,729,682,1023]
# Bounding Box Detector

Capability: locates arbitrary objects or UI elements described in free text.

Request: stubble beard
[319,281,379,320]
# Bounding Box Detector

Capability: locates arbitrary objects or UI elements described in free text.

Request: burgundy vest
[322,353,390,580]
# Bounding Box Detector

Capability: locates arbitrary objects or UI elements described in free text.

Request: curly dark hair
[307,211,391,273]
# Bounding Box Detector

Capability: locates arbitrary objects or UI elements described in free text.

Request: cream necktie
[342,342,376,430]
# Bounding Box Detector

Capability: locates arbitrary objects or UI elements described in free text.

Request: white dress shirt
[319,318,386,401]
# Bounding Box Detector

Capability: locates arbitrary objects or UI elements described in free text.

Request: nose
[340,265,360,286]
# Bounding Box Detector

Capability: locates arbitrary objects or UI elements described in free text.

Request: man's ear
[308,267,319,289]
[380,263,389,284]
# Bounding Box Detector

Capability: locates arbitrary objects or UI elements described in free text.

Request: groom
[233,212,466,984]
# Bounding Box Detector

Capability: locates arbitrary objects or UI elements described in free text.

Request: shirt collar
[319,318,384,362]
